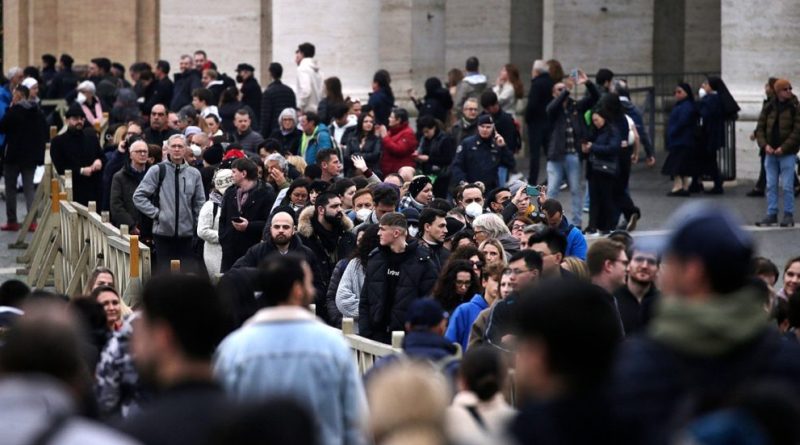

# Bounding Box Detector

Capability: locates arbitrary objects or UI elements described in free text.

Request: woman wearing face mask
[343,113,382,176]
[335,224,380,332]
[197,169,234,278]
[75,80,104,128]
[278,178,311,214]
[582,110,623,234]
[399,176,434,212]
[433,260,481,313]
[400,207,421,238]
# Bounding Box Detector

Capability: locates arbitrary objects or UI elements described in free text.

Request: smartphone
[570,68,579,79]
[526,185,540,197]
[234,217,244,223]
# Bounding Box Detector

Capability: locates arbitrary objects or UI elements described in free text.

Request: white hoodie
[296,58,323,113]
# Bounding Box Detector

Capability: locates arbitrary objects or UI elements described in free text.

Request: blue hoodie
[445,294,489,351]
[303,123,333,165]
[558,216,588,260]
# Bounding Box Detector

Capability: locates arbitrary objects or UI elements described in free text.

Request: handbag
[589,154,618,176]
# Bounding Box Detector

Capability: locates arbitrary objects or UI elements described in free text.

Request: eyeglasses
[455,280,472,288]
[613,259,629,267]
[131,150,149,155]
[463,198,483,204]
[632,256,658,266]
[509,268,530,276]
[470,260,484,268]
[511,224,526,231]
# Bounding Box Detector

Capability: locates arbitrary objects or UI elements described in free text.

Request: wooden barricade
[340,317,404,375]
[54,201,151,301]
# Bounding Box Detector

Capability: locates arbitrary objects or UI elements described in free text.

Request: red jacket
[380,122,418,175]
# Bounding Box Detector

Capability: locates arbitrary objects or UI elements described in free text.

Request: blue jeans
[547,153,582,226]
[765,153,796,216]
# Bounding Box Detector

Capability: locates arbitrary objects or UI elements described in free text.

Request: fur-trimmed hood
[297,205,354,238]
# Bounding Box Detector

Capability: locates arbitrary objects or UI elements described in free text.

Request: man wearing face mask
[297,191,356,323]
[235,63,262,131]
[359,212,438,343]
[457,183,486,222]
[50,103,105,206]
[450,114,515,194]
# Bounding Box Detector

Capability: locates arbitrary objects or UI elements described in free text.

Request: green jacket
[756,95,800,155]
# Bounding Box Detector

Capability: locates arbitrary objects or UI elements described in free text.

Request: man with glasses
[110,140,150,234]
[144,104,178,146]
[134,134,205,273]
[450,98,480,144]
[613,246,660,334]
[587,239,627,336]
[756,78,800,227]
[484,250,543,350]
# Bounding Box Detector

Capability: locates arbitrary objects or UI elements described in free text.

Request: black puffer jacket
[358,240,438,343]
[219,180,277,272]
[297,206,356,323]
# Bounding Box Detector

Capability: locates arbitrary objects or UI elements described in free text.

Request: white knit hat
[21,77,38,89]
[213,169,234,194]
[77,80,96,93]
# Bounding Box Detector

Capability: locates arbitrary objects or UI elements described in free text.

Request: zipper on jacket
[174,165,180,238]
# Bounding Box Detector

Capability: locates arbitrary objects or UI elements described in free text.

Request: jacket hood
[0,376,75,442]
[464,73,487,86]
[297,205,354,238]
[299,58,320,72]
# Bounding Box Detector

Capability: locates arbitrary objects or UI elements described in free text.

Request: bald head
[398,166,416,183]
[270,212,295,247]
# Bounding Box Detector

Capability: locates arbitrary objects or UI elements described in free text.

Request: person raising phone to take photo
[451,114,516,192]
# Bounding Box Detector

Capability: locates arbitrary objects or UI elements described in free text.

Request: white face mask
[698,88,707,99]
[356,208,372,221]
[465,202,483,218]
[408,225,419,237]
[76,92,87,104]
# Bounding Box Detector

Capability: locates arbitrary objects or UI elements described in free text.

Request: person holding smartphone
[450,114,515,192]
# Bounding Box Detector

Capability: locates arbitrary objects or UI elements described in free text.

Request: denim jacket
[214,306,366,445]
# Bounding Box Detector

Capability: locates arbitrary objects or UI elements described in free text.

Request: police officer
[450,114,515,191]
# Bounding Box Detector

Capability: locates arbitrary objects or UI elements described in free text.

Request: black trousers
[527,121,548,184]
[153,235,198,274]
[589,173,617,232]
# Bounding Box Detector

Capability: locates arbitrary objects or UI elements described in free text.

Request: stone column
[4,0,158,70]
[721,0,800,180]
[380,0,445,102]
[161,0,262,78]
[543,0,654,74]
[271,0,380,101]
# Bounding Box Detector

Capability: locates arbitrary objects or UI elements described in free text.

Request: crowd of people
[0,43,799,445]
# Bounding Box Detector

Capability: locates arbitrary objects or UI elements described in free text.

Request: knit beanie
[408,175,432,200]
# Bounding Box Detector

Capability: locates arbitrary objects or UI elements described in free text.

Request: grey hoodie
[133,160,205,238]
[0,376,140,445]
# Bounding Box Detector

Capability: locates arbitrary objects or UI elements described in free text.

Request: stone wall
[160,0,263,82]
[4,0,159,70]
[543,0,654,74]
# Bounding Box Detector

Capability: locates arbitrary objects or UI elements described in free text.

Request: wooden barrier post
[119,225,129,236]
[49,126,57,139]
[391,331,405,350]
[170,260,181,272]
[101,211,110,223]
[123,235,143,308]
[342,318,355,335]
[50,178,60,212]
